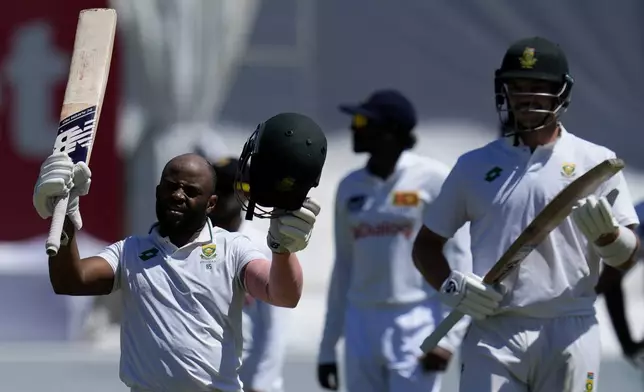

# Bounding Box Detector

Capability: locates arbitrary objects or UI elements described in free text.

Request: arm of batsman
[267,198,321,254]
[33,153,92,230]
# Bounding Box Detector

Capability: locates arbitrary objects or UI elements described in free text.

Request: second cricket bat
[45,8,117,256]
[420,158,625,353]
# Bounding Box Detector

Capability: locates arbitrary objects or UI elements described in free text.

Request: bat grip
[420,310,465,353]
[45,195,70,256]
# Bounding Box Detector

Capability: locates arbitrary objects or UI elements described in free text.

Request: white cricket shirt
[423,127,639,318]
[97,219,266,392]
[318,152,472,362]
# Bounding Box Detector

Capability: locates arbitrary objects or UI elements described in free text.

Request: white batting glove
[33,153,92,230]
[571,195,618,242]
[267,198,321,254]
[438,270,503,320]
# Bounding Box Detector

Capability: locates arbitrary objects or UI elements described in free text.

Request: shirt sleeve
[423,158,469,239]
[597,153,639,227]
[239,301,291,390]
[95,240,125,293]
[318,183,354,364]
[230,234,269,289]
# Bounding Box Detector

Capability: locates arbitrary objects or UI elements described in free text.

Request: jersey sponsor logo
[392,191,419,207]
[484,166,503,182]
[138,247,159,261]
[200,244,217,259]
[585,372,594,391]
[561,162,576,178]
[352,221,414,239]
[347,195,367,213]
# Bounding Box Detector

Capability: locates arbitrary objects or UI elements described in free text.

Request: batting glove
[267,198,321,254]
[572,194,637,267]
[572,195,618,242]
[33,153,92,230]
[438,270,503,320]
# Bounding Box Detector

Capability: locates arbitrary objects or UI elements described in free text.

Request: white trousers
[344,300,443,392]
[459,314,600,392]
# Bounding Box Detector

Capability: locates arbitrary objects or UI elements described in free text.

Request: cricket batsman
[32,113,327,392]
[412,36,640,392]
[316,89,472,392]
[208,157,291,392]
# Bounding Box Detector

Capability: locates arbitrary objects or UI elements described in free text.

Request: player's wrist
[596,225,637,268]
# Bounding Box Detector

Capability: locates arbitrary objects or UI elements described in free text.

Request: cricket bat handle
[45,195,70,256]
[420,310,465,353]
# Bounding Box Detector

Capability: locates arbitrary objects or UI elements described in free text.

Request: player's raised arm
[34,153,116,295]
[242,198,320,307]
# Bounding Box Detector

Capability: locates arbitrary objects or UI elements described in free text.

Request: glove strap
[596,225,637,268]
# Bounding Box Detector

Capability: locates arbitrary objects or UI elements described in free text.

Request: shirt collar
[502,124,568,151]
[148,218,214,251]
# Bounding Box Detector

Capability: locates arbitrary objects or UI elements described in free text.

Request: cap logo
[519,47,537,69]
[276,177,296,192]
[352,114,368,129]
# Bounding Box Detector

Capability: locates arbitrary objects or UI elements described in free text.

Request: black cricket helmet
[236,112,327,220]
[495,37,574,136]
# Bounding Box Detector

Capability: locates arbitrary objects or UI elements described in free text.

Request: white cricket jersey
[238,223,290,392]
[97,219,266,392]
[319,152,472,362]
[423,127,639,318]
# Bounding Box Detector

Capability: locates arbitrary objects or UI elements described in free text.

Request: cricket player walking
[209,157,291,392]
[33,113,327,392]
[317,90,471,392]
[412,36,640,392]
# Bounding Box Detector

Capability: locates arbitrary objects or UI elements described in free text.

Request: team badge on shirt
[200,244,217,260]
[392,191,419,207]
[561,162,576,178]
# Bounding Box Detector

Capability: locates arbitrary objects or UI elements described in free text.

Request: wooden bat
[420,158,625,353]
[45,8,117,256]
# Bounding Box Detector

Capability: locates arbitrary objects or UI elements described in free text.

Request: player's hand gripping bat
[45,9,117,256]
[420,158,625,353]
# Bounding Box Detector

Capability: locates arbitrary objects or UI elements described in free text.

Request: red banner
[0,1,123,243]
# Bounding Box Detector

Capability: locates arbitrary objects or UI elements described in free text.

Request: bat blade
[45,8,117,256]
[420,158,625,353]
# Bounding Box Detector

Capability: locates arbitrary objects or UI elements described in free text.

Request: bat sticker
[53,106,97,163]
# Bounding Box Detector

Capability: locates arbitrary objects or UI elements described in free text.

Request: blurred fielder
[317,90,471,392]
[412,37,640,392]
[33,113,326,392]
[601,201,644,372]
[209,158,291,392]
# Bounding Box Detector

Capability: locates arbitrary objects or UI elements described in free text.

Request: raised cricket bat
[45,8,117,256]
[420,158,625,353]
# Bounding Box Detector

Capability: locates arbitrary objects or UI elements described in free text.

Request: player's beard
[156,199,208,239]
